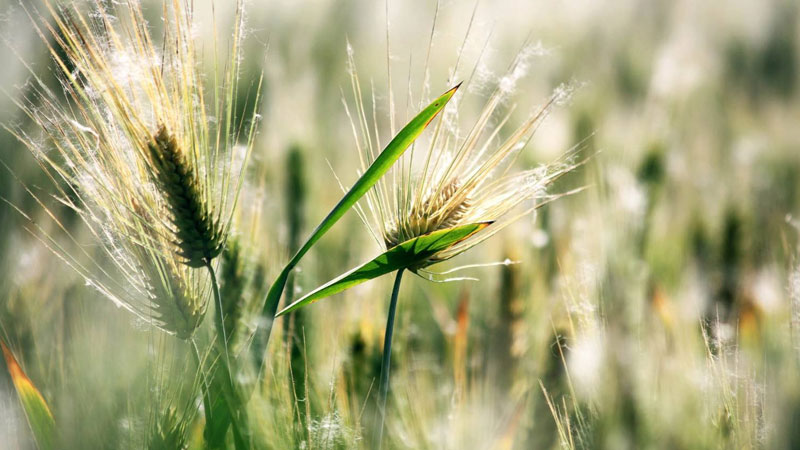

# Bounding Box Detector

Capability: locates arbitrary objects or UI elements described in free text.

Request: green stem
[205,260,248,449]
[374,268,404,450]
[205,261,231,363]
[190,338,213,428]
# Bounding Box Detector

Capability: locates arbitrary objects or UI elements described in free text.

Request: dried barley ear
[148,125,223,267]
[149,268,206,340]
[384,179,472,249]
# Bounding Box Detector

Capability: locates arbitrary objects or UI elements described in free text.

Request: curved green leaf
[276,222,490,316]
[1,341,55,450]
[253,83,461,363]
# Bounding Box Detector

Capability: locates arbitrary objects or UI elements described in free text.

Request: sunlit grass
[1,0,799,449]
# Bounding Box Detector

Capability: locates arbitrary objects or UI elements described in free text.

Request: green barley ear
[282,144,308,326]
[220,239,247,346]
[281,145,310,426]
[148,126,223,268]
[285,145,307,254]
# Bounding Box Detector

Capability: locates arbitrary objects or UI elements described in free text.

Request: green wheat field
[0,0,799,448]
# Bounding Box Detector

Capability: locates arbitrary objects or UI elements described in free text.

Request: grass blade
[1,341,55,450]
[253,84,460,361]
[277,222,490,316]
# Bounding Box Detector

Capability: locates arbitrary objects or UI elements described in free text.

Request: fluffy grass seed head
[9,0,259,338]
[344,44,581,273]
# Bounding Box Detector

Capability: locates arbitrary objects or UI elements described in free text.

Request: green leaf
[253,83,461,362]
[1,341,55,450]
[276,222,490,316]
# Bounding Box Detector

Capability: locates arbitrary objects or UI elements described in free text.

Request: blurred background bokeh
[1,0,800,448]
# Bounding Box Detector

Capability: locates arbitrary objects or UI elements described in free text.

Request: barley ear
[220,239,247,347]
[147,125,223,267]
[149,270,207,340]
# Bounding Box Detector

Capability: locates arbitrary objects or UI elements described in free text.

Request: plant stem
[190,338,213,428]
[374,268,404,450]
[205,260,248,449]
[205,260,236,389]
[205,261,230,358]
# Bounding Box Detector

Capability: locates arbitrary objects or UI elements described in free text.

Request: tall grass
[1,0,799,449]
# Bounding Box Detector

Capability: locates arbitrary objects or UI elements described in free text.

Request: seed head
[148,126,223,268]
[10,0,260,337]
[383,179,472,249]
[130,199,207,339]
[345,45,582,272]
[218,238,247,348]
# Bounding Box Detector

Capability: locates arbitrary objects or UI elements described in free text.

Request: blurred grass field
[1,0,800,448]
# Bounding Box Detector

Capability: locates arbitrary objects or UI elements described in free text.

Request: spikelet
[344,43,583,271]
[149,270,205,340]
[383,179,471,248]
[9,0,260,338]
[128,197,207,339]
[148,126,223,268]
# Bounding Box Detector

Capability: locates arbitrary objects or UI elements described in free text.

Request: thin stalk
[205,260,248,449]
[374,268,404,450]
[206,260,233,381]
[206,260,237,412]
[190,338,213,429]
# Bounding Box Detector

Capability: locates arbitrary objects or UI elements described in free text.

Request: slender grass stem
[205,260,249,449]
[190,338,213,427]
[205,260,232,380]
[374,268,404,450]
